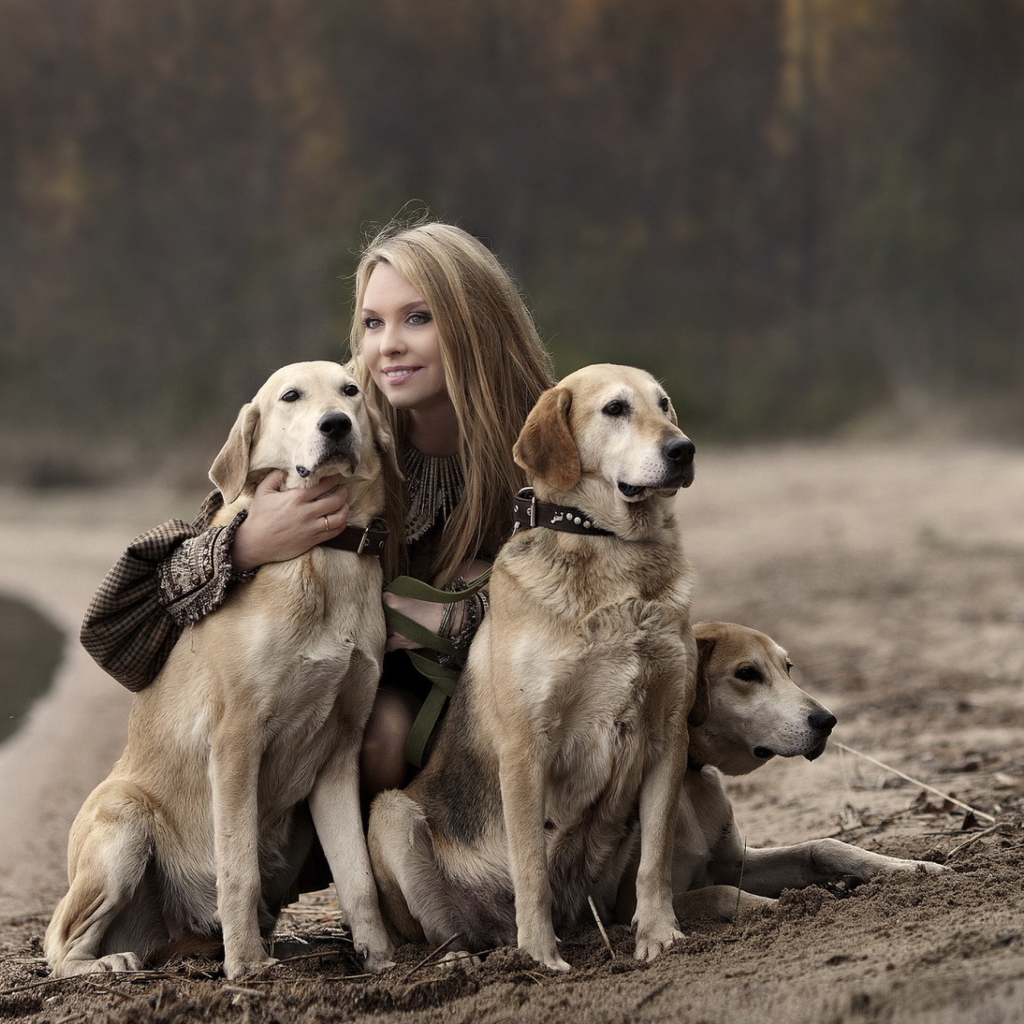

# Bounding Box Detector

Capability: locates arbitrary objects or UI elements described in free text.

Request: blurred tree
[0,0,1022,481]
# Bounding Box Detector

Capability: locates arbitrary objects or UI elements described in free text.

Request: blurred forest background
[2,0,1023,486]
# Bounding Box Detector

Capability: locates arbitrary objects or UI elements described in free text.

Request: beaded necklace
[403,444,464,543]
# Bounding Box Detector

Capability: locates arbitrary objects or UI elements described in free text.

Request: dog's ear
[209,401,260,503]
[513,387,581,492]
[688,635,715,727]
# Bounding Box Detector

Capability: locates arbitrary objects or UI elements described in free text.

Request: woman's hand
[382,592,445,652]
[231,471,350,571]
[382,558,491,652]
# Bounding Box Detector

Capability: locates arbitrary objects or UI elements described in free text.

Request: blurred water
[0,594,64,743]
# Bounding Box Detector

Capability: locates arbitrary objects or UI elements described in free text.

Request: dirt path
[2,445,1023,1023]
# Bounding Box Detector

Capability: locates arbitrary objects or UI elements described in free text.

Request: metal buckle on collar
[512,487,536,536]
[356,525,372,555]
[358,518,388,555]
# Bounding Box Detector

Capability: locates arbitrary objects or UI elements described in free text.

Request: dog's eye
[603,400,627,417]
[342,383,360,397]
[734,665,763,683]
[785,661,794,676]
[280,390,300,403]
[659,396,671,413]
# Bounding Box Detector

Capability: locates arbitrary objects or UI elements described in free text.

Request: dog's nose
[319,413,352,438]
[663,437,695,466]
[808,709,837,735]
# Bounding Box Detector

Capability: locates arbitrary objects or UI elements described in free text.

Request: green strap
[383,568,492,768]
[384,568,492,605]
[403,653,461,768]
[384,606,461,660]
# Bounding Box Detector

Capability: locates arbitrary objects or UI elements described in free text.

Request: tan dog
[618,620,947,923]
[369,364,699,970]
[46,361,395,979]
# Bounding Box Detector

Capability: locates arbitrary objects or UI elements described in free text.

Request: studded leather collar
[512,488,614,537]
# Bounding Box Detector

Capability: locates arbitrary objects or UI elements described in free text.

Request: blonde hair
[348,220,554,585]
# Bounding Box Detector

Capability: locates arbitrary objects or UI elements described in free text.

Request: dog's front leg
[498,737,570,972]
[310,738,395,973]
[210,725,274,979]
[633,737,688,962]
[723,839,948,897]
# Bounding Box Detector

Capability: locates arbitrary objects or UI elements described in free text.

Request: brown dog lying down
[369,364,700,971]
[618,620,947,923]
[46,362,395,979]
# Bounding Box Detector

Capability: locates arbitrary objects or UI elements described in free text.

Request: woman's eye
[362,317,383,330]
[281,390,300,403]
[407,311,432,325]
[342,383,360,397]
[734,665,763,683]
[603,401,626,417]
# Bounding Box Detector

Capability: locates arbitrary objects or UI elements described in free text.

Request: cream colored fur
[616,620,947,925]
[369,364,700,971]
[46,361,395,979]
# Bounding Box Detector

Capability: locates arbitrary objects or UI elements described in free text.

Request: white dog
[619,620,948,923]
[370,364,700,971]
[46,361,396,979]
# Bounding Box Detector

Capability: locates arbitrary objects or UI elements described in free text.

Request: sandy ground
[2,443,1024,1023]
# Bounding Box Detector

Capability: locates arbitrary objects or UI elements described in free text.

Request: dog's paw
[360,946,397,973]
[881,858,950,876]
[224,955,278,980]
[440,949,481,968]
[52,952,145,977]
[633,924,684,962]
[97,952,144,973]
[536,952,572,973]
[520,940,571,973]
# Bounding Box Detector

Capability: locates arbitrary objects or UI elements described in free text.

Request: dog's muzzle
[319,412,352,440]
[754,708,838,762]
[663,436,696,489]
[803,709,838,761]
[297,412,359,478]
[618,437,696,498]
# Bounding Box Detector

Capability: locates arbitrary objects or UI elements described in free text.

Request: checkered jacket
[81,486,491,694]
[79,492,251,691]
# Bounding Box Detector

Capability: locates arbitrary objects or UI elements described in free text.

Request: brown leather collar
[320,519,389,556]
[512,488,614,537]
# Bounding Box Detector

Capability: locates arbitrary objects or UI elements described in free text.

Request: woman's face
[360,262,449,417]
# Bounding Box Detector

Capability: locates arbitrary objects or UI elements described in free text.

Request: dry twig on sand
[833,741,996,824]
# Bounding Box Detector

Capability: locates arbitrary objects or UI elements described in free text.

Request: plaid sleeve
[79,492,251,691]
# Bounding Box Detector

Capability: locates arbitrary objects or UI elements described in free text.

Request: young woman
[81,219,554,795]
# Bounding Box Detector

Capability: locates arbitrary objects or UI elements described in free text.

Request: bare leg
[360,687,417,801]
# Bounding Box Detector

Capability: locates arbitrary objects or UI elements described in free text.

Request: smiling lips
[382,366,421,386]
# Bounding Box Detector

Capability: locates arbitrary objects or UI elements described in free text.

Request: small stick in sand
[400,932,462,981]
[832,741,996,824]
[588,895,615,959]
